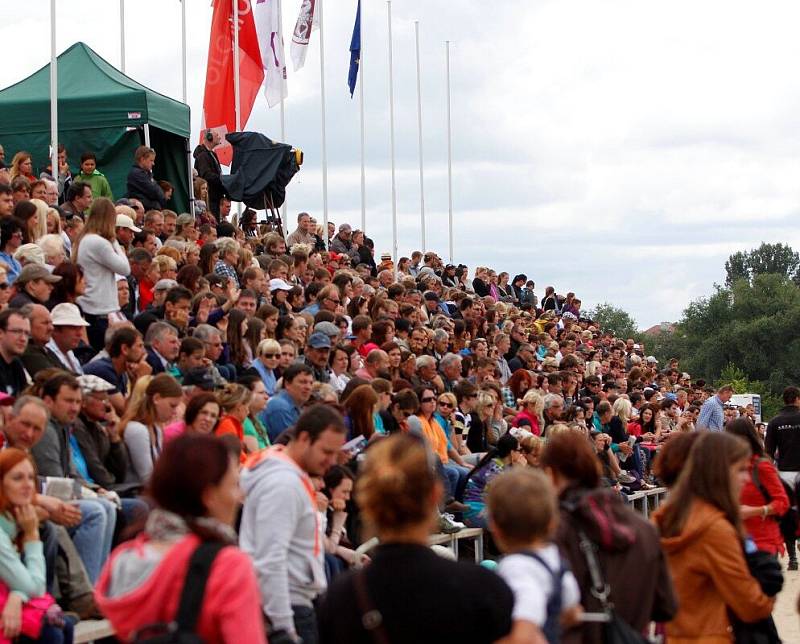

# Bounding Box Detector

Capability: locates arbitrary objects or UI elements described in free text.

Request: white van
[730,394,762,423]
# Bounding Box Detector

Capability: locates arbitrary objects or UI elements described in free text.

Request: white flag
[290,0,320,71]
[253,0,288,107]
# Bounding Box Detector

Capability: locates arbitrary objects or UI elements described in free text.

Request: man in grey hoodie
[240,404,347,644]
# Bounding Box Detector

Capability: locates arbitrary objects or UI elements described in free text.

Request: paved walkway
[774,555,799,641]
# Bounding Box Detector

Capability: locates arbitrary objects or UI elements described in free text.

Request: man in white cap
[47,303,90,374]
[115,209,141,252]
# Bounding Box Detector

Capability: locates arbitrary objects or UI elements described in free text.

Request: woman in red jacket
[95,435,266,643]
[726,417,790,557]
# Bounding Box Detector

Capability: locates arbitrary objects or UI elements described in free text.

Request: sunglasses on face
[263,353,280,359]
[421,397,436,403]
[438,401,454,408]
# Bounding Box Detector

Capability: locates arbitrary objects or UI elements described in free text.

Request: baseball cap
[307,331,332,349]
[16,264,61,285]
[269,278,293,292]
[154,279,178,292]
[115,213,141,232]
[51,303,90,327]
[338,223,352,233]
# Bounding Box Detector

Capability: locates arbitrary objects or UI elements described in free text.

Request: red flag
[202,0,265,166]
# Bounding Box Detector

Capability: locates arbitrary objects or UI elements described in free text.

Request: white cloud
[2,1,800,328]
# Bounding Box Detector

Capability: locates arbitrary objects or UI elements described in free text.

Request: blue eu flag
[348,0,361,97]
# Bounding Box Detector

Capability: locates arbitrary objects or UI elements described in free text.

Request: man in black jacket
[193,129,226,218]
[126,146,166,211]
[766,386,800,484]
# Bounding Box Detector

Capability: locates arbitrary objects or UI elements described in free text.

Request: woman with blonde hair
[28,198,48,241]
[46,208,61,235]
[120,374,183,484]
[612,396,633,427]
[215,383,253,461]
[513,390,544,436]
[73,197,130,350]
[247,338,281,395]
[9,151,35,183]
[318,434,513,642]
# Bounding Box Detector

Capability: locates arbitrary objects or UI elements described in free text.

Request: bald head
[21,304,53,345]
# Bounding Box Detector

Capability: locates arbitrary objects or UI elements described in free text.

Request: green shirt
[76,169,113,201]
[243,416,270,450]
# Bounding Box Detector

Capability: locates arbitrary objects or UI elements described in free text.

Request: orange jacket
[652,500,774,643]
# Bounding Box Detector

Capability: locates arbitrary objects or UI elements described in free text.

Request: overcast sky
[2,0,800,329]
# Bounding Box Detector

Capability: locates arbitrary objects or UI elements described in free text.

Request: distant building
[643,322,676,336]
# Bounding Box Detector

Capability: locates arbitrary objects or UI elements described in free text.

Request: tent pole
[49,0,58,181]
[186,144,195,217]
[143,124,151,148]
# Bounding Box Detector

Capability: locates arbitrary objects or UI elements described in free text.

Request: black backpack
[132,541,226,643]
[751,458,799,541]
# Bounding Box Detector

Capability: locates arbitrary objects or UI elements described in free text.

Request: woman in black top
[317,434,513,644]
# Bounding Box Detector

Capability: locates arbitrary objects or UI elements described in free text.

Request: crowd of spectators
[0,140,789,643]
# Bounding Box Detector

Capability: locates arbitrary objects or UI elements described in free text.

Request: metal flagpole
[359,2,366,233]
[233,0,242,224]
[181,0,195,217]
[387,1,397,270]
[50,0,58,183]
[446,40,453,263]
[120,0,126,72]
[319,0,329,248]
[233,0,242,131]
[181,0,187,103]
[278,0,288,234]
[415,21,425,253]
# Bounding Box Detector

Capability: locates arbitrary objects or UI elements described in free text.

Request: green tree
[587,303,638,339]
[655,273,800,419]
[724,242,800,287]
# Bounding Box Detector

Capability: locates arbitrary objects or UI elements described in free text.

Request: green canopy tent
[0,42,191,212]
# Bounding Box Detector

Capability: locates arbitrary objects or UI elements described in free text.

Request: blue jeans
[442,463,470,501]
[69,498,116,583]
[40,521,58,594]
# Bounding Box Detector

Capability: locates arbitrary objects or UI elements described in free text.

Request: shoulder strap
[577,530,612,614]
[751,458,772,504]
[353,570,392,644]
[174,541,226,632]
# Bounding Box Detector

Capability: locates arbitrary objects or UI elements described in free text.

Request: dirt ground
[774,554,799,642]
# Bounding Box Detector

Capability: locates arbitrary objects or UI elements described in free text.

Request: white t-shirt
[497,543,581,627]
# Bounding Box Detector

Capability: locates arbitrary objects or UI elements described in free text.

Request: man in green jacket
[74,152,113,201]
